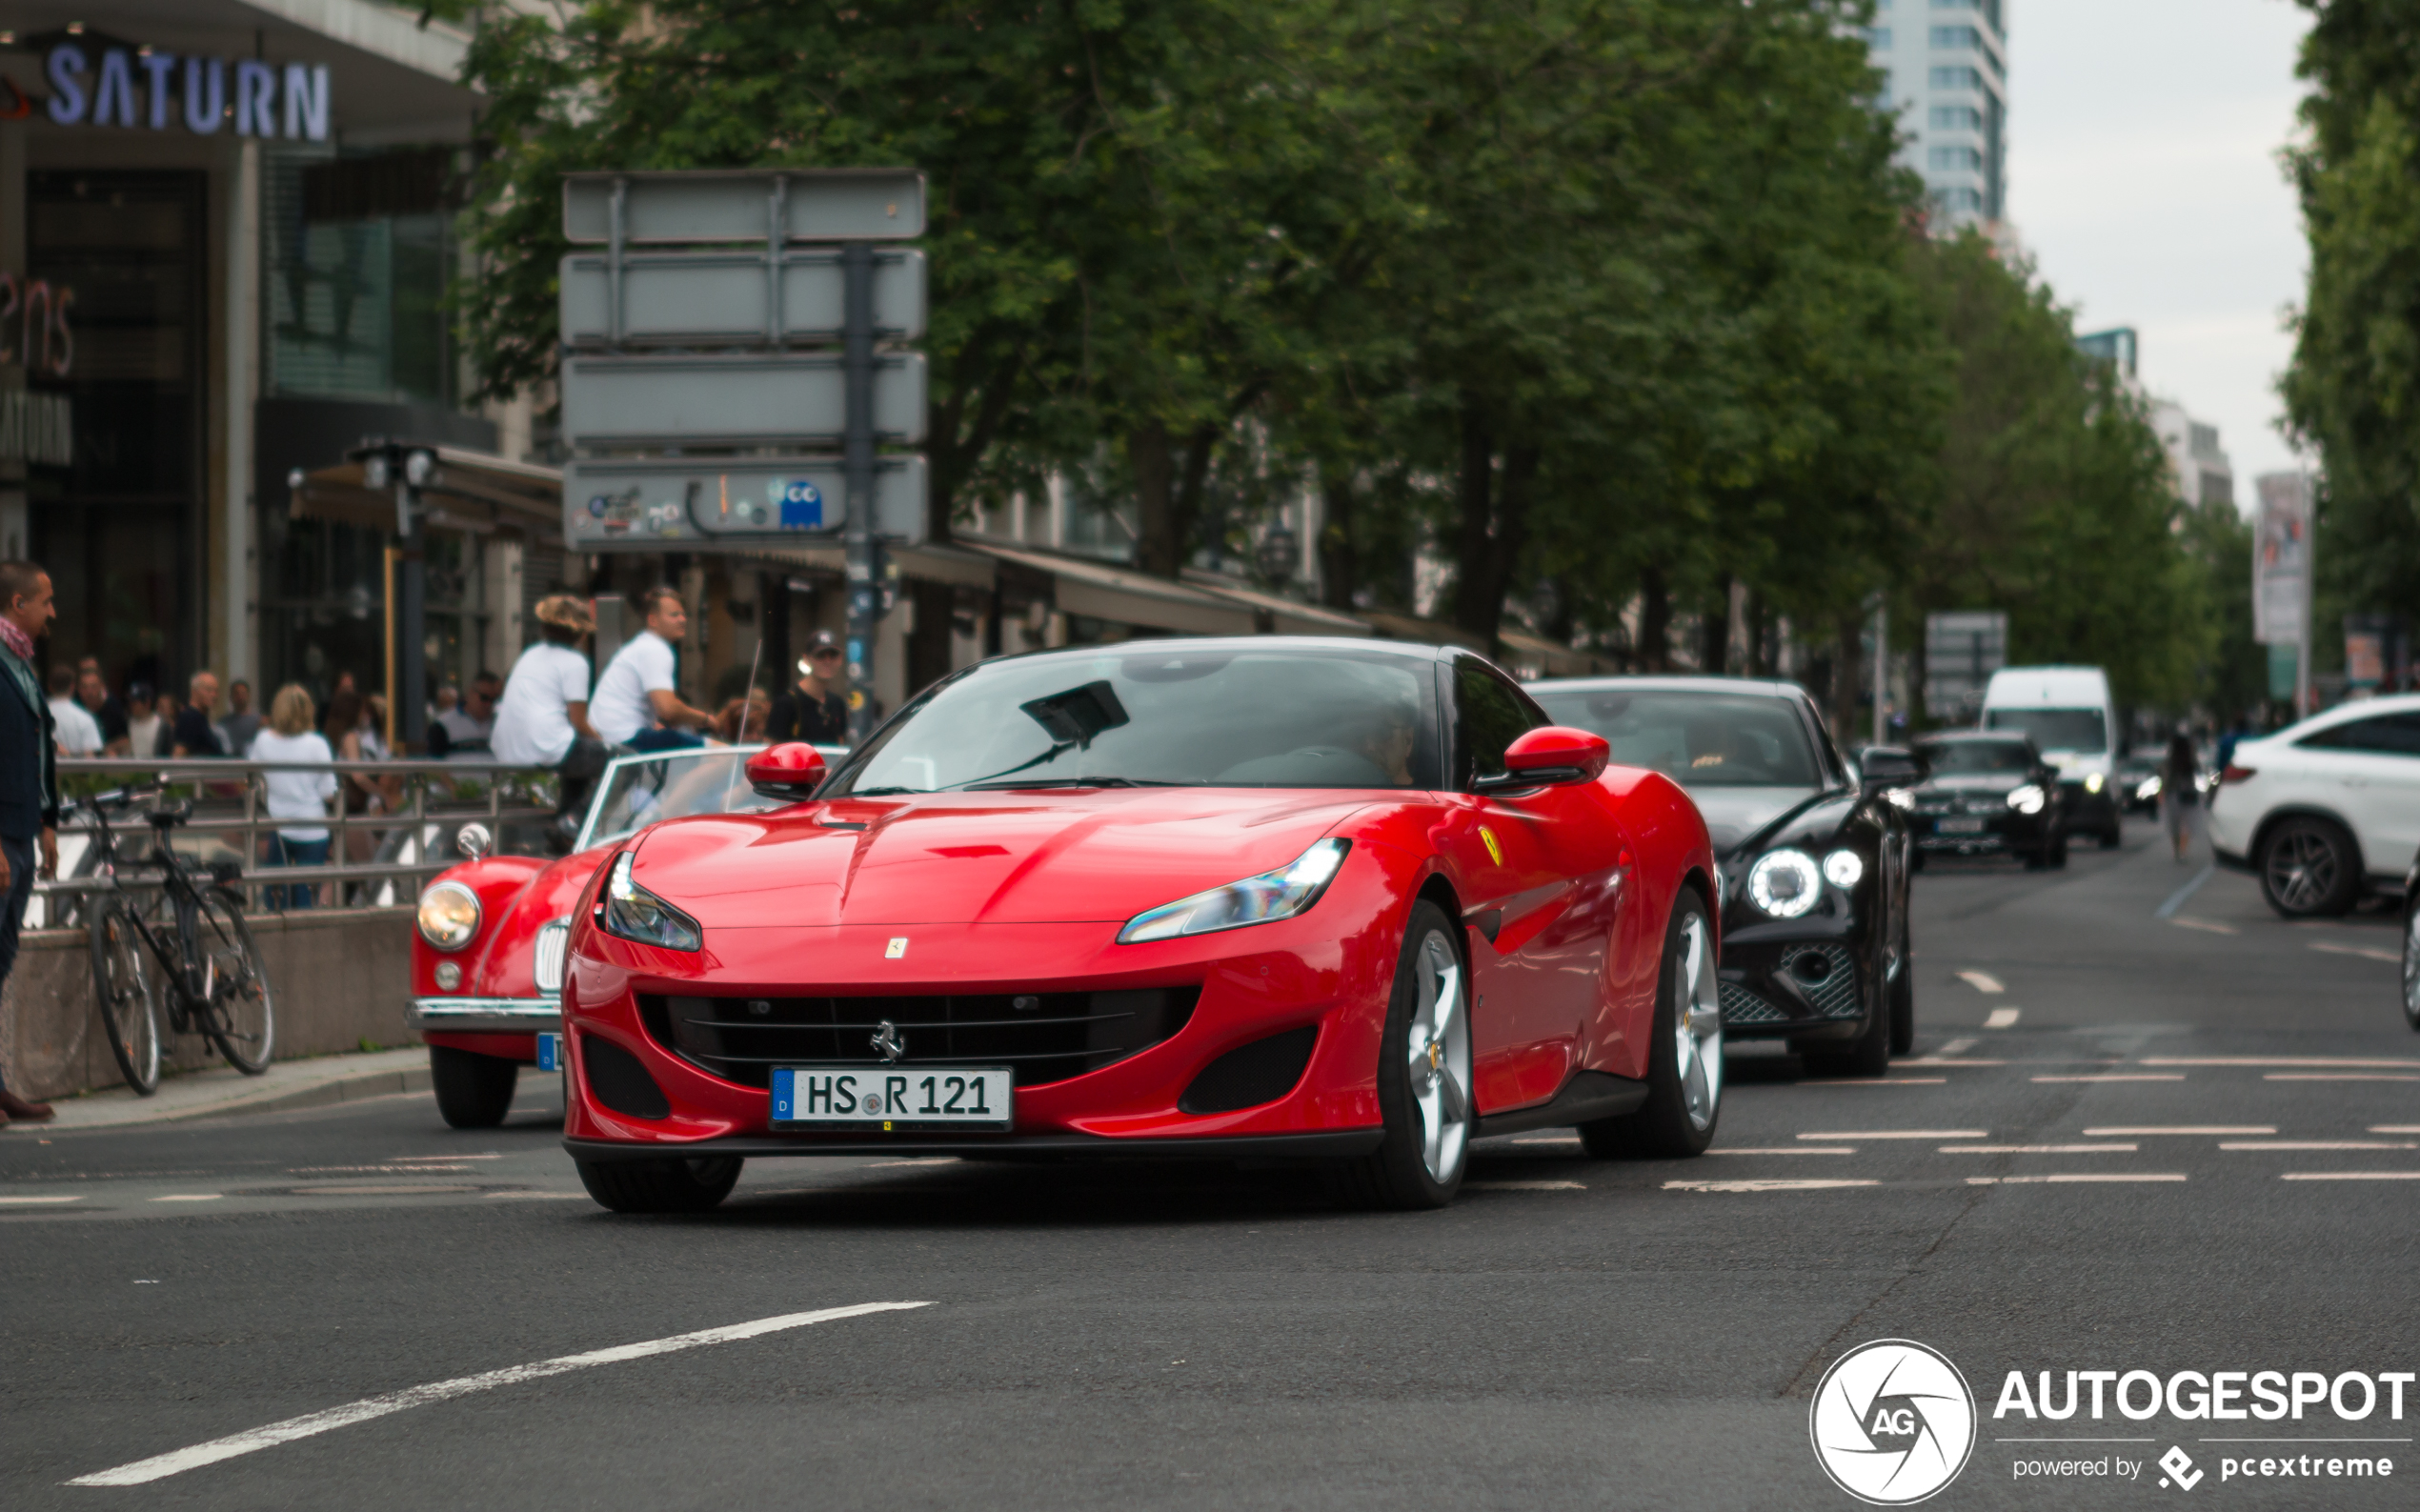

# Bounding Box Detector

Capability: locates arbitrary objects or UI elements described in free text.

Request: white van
[1980,666,2122,848]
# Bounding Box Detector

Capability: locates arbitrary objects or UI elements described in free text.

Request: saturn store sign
[42,41,330,141]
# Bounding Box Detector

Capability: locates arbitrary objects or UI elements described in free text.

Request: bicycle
[76,786,275,1096]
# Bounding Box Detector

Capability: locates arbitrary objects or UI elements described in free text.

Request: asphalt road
[5,816,2416,1510]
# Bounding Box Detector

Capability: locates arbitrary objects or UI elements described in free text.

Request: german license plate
[1937,817,1986,834]
[770,1066,1013,1132]
[535,1033,562,1072]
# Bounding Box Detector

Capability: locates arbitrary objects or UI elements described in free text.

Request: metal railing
[36,757,560,926]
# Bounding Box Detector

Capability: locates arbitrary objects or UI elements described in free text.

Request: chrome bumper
[409,997,563,1035]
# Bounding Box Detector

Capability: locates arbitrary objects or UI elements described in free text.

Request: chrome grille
[534,918,571,995]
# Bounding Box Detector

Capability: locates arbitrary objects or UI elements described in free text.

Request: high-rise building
[1865,0,2007,231]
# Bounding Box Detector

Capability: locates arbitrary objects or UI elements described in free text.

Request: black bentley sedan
[1530,676,1915,1075]
[1906,731,2067,869]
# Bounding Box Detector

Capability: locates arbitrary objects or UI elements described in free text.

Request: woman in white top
[248,685,338,909]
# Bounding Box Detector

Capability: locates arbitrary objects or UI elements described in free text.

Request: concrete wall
[1,907,414,1102]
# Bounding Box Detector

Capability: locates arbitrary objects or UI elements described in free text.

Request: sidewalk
[23,1047,432,1132]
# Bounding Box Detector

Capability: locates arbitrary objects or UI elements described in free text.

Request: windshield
[1918,740,2034,775]
[1529,689,1823,789]
[578,748,790,850]
[1985,707,2107,754]
[833,646,1442,794]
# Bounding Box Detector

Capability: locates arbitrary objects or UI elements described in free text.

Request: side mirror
[1858,746,1925,790]
[1476,726,1612,793]
[745,742,829,801]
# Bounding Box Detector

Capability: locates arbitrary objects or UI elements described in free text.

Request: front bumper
[1715,915,1870,1041]
[410,997,564,1035]
[1910,809,2051,855]
[564,1129,1382,1164]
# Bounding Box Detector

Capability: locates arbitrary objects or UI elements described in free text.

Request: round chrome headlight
[1747,849,1822,919]
[417,880,481,951]
[1822,849,1865,889]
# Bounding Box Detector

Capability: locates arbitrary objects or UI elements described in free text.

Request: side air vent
[1180,1025,1319,1115]
[581,1035,670,1119]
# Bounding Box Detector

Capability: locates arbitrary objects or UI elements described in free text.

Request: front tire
[1328,899,1473,1209]
[89,897,164,1096]
[575,1156,744,1214]
[1802,929,1891,1079]
[2260,816,2360,917]
[2402,903,2420,1033]
[431,1045,520,1129]
[1887,929,1915,1057]
[1581,890,1722,1159]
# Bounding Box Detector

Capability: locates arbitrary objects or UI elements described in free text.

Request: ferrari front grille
[638,986,1201,1090]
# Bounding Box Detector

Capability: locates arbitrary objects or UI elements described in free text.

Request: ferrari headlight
[1117,838,1349,945]
[417,880,481,951]
[598,851,702,952]
[2007,783,2047,816]
[1746,849,1821,919]
[2085,771,2105,795]
[1823,849,1865,889]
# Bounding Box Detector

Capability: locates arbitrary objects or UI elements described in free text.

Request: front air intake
[1180,1026,1319,1115]
[580,1035,671,1119]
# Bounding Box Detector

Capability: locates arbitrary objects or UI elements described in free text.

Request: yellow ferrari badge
[1480,827,1502,866]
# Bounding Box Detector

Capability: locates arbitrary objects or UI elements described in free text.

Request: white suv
[2208,694,2420,917]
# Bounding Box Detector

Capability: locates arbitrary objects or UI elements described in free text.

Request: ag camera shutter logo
[1811,1340,1978,1504]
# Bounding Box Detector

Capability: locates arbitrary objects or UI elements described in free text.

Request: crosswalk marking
[1966,1174,2187,1184]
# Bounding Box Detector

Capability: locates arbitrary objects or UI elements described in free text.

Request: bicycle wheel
[89,897,165,1096]
[194,889,274,1075]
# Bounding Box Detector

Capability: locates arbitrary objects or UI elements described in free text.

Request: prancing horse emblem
[870,1019,906,1064]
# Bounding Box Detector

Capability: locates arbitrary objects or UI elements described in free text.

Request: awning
[1180,573,1373,636]
[956,540,1256,636]
[1358,609,1489,653]
[290,446,562,539]
[736,540,1000,591]
[1497,628,1623,678]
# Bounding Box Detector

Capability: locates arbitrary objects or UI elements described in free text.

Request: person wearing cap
[494,595,611,833]
[765,628,853,746]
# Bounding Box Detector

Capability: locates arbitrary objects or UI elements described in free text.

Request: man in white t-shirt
[589,586,716,751]
[45,666,101,756]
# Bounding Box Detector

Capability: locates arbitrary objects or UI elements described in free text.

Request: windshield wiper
[959,776,1180,791]
[843,786,925,796]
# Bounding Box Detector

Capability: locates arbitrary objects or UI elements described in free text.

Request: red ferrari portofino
[561,638,1721,1211]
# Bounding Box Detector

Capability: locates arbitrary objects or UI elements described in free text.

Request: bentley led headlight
[1746,849,1822,919]
[598,851,702,952]
[1822,849,1865,889]
[2007,783,2047,816]
[1118,838,1349,944]
[416,880,481,951]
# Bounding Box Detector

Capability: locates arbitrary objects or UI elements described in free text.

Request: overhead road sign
[564,456,926,550]
[559,352,927,450]
[560,248,926,348]
[562,170,925,244]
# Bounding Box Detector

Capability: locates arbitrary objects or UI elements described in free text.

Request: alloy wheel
[1404,929,1472,1184]
[1673,911,1724,1131]
[2267,829,2339,913]
[2405,912,2420,1030]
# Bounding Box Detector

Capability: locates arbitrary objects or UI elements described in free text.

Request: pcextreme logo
[1811,1340,1980,1505]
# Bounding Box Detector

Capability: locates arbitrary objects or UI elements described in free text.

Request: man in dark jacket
[764,629,852,746]
[0,561,59,1122]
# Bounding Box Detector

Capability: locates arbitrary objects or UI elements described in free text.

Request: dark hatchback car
[1531,676,1915,1074]
[1906,732,2067,869]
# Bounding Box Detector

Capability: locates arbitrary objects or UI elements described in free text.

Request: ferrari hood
[625,789,1381,927]
[1688,786,1834,857]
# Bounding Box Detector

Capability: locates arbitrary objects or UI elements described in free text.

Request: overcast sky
[2007,0,2312,495]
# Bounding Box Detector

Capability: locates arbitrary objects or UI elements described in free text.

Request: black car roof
[987,635,1456,668]
[1529,674,1811,699]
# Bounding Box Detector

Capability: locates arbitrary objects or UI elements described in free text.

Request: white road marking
[2146,1057,2420,1069]
[1801,1129,1986,1140]
[150,1195,222,1202]
[2032,1074,2186,1083]
[287,1184,477,1196]
[64,1300,934,1486]
[1939,1143,2138,1154]
[1665,1179,1881,1193]
[1805,1077,1948,1085]
[1985,1007,2023,1029]
[1956,971,2005,994]
[2169,916,2238,935]
[1937,1038,1978,1056]
[0,1195,80,1205]
[1895,1058,2008,1067]
[482,1191,586,1200]
[1710,1147,1856,1155]
[2155,862,2216,919]
[1966,1174,2188,1184]
[2087,1125,2274,1136]
[2370,1125,2420,1134]
[2309,940,2401,963]
[2221,1141,2419,1151]
[2282,1172,2420,1181]
[393,1153,501,1161]
[2268,1074,2420,1082]
[1464,1180,1584,1191]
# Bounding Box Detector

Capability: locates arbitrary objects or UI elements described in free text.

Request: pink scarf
[0,616,33,666]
